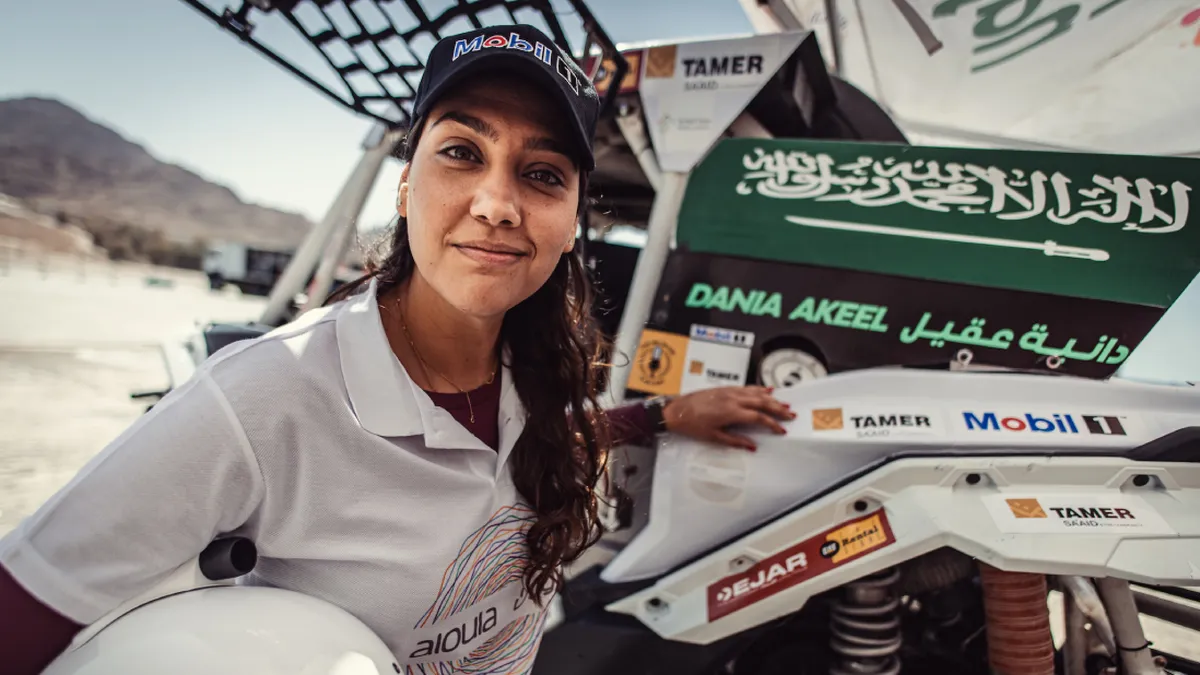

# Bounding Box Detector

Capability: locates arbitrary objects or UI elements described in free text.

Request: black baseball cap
[410,24,601,170]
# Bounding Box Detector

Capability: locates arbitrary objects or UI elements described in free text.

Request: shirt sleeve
[0,371,264,625]
[605,402,657,447]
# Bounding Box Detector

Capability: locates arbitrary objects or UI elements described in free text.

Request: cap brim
[412,52,595,171]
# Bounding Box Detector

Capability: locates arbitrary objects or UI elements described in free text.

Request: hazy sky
[1,0,1196,383]
[0,0,752,229]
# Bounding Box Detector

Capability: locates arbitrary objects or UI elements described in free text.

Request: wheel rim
[760,348,827,388]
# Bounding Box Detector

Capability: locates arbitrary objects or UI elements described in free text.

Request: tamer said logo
[1006,498,1048,519]
[811,408,844,431]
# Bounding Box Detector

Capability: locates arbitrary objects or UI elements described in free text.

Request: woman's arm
[0,564,83,674]
[0,371,262,673]
[604,399,658,447]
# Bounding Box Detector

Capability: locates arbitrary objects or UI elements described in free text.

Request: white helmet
[43,539,399,675]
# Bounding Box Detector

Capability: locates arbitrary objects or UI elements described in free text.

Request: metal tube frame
[303,214,360,312]
[1064,587,1089,675]
[1060,575,1118,656]
[302,129,405,312]
[823,0,844,76]
[1095,577,1163,675]
[1132,587,1200,634]
[613,105,663,193]
[259,127,398,325]
[601,171,689,406]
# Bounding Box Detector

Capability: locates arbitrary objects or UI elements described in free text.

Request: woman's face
[399,74,581,320]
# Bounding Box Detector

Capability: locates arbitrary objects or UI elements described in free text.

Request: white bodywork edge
[606,454,1200,645]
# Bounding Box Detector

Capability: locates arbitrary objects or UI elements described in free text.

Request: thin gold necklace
[395,303,496,424]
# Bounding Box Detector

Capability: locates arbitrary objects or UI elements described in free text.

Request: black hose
[1132,588,1200,633]
[898,548,976,596]
[1134,583,1200,605]
[198,537,257,581]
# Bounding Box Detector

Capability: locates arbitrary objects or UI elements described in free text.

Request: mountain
[0,97,313,251]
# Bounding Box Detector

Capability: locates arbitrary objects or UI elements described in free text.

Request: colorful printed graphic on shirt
[402,504,545,674]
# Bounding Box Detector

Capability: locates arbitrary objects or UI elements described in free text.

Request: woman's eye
[440,145,478,162]
[528,169,564,187]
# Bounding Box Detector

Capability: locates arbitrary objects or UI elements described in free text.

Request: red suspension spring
[978,563,1056,675]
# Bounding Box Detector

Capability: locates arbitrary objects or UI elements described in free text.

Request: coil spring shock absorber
[829,568,903,675]
[978,563,1055,675]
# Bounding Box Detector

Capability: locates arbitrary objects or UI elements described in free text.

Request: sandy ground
[0,251,265,533]
[0,252,1197,666]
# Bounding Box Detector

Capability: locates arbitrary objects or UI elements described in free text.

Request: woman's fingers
[734,386,793,419]
[732,391,794,423]
[712,429,756,452]
[726,407,787,435]
[752,410,788,435]
[761,396,795,421]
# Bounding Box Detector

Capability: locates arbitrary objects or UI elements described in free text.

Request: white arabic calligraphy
[736,148,1192,233]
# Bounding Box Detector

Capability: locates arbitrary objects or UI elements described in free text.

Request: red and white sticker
[706,510,896,623]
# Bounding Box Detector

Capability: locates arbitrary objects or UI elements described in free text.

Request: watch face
[759,348,827,389]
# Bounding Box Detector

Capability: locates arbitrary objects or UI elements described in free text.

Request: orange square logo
[1006,498,1047,519]
[812,408,844,431]
[645,44,677,78]
[689,360,704,375]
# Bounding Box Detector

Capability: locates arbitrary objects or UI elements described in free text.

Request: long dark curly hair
[326,122,610,604]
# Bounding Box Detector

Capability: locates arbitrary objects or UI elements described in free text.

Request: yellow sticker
[629,329,689,396]
[590,51,642,94]
[828,513,889,564]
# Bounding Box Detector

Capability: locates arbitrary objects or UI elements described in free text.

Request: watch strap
[643,396,671,435]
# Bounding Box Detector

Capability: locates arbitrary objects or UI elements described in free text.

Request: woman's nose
[470,169,521,228]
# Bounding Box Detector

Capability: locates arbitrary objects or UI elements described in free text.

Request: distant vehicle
[202,242,293,296]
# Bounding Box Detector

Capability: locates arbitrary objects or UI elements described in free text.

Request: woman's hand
[662,386,796,451]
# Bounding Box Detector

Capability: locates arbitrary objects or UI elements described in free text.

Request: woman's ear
[564,222,578,253]
[397,166,411,218]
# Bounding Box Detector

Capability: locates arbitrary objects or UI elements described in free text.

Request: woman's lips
[454,244,526,266]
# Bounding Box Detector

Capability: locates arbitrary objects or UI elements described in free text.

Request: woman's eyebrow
[525,136,571,158]
[432,109,576,167]
[432,110,499,142]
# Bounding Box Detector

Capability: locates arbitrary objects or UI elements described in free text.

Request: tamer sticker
[706,510,895,622]
[983,493,1175,535]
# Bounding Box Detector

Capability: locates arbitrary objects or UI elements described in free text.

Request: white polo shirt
[0,279,552,672]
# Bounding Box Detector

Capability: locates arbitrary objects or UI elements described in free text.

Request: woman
[0,24,794,673]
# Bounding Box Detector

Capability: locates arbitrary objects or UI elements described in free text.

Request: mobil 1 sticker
[689,324,755,348]
[681,325,754,394]
[959,411,1142,439]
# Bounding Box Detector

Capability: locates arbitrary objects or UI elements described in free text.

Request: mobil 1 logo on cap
[452,31,586,97]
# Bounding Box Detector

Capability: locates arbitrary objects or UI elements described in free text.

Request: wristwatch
[642,396,673,435]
